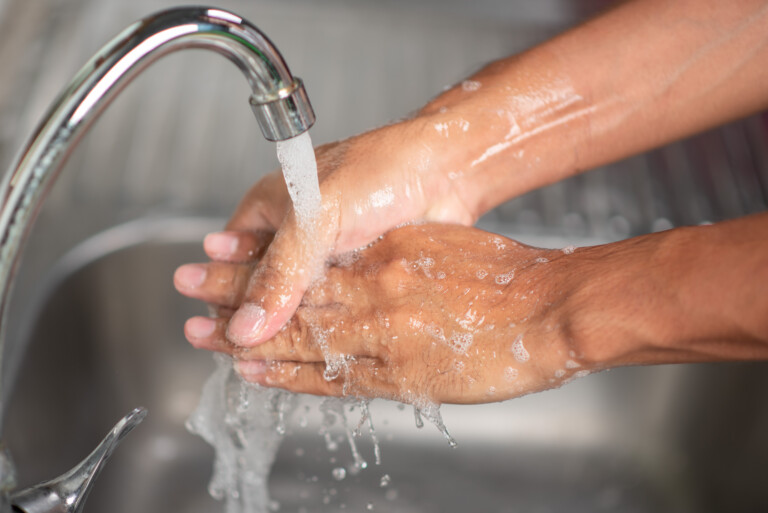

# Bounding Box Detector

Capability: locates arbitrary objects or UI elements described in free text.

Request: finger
[236,360,345,397]
[184,305,372,362]
[174,261,252,308]
[203,230,273,263]
[184,316,233,352]
[236,358,398,400]
[234,306,380,362]
[227,171,290,231]
[299,267,370,309]
[226,213,332,347]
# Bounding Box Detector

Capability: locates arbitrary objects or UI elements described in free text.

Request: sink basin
[5,217,768,513]
[2,0,767,509]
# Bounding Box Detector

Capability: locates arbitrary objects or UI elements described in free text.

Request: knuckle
[352,312,382,357]
[290,307,324,359]
[377,258,412,295]
[227,264,254,306]
[344,357,384,398]
[302,274,333,305]
[278,319,305,359]
[252,259,289,291]
[264,361,298,387]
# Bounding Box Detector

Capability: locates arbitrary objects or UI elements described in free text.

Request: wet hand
[195,120,482,350]
[175,223,589,405]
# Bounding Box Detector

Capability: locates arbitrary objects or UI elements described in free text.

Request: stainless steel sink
[5,218,768,513]
[2,0,767,511]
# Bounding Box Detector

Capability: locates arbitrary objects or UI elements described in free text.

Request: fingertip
[226,303,267,347]
[235,359,268,384]
[174,263,206,288]
[184,316,217,343]
[232,227,327,346]
[204,232,239,260]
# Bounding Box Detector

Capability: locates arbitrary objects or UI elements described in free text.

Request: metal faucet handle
[10,408,147,513]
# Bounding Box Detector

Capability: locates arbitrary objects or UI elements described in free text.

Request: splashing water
[413,402,457,448]
[188,130,458,512]
[186,354,296,513]
[319,398,369,473]
[188,131,323,513]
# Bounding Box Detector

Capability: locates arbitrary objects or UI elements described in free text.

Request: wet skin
[190,0,768,350]
[176,223,577,405]
[211,122,480,351]
[175,0,768,404]
[175,215,768,404]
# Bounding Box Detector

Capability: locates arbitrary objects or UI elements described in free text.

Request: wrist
[561,219,768,370]
[558,229,695,370]
[413,51,595,218]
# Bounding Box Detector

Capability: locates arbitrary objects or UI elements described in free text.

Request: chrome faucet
[0,7,314,513]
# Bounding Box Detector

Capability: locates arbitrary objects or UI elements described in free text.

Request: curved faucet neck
[0,5,313,502]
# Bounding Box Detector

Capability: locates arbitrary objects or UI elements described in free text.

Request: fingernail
[227,303,267,346]
[235,359,267,378]
[204,232,239,258]
[175,264,206,289]
[185,317,216,339]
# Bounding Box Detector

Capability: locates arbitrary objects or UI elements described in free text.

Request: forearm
[416,0,768,219]
[567,212,768,368]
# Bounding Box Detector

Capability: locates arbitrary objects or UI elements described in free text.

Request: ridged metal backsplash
[485,114,768,241]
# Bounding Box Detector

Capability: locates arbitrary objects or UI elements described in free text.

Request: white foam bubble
[462,80,481,92]
[447,332,473,354]
[409,317,424,330]
[457,308,481,330]
[495,270,515,285]
[510,334,529,363]
[504,367,519,381]
[413,254,435,278]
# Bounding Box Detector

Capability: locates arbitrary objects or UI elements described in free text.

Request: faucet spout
[10,408,147,513]
[0,6,314,511]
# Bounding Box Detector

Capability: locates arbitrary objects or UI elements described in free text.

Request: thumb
[225,214,329,347]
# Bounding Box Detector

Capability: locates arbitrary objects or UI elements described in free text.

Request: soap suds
[461,80,481,92]
[495,270,515,285]
[510,334,529,363]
